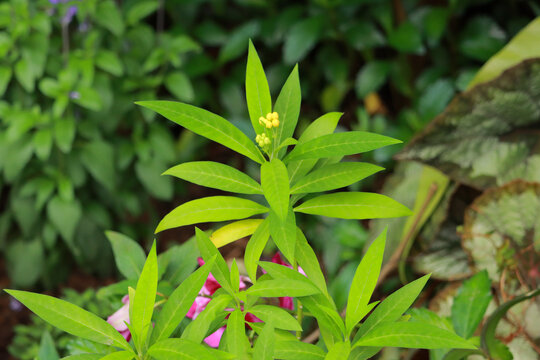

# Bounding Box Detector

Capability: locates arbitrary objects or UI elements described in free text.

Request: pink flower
[107,295,131,341]
[271,253,306,311]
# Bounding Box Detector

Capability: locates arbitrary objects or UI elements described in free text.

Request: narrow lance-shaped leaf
[156,196,268,233]
[290,162,384,194]
[164,161,263,195]
[268,208,296,265]
[38,331,59,360]
[284,131,401,163]
[181,294,233,344]
[62,355,103,360]
[148,338,225,360]
[106,231,146,280]
[132,241,158,351]
[226,309,248,358]
[150,256,216,343]
[294,192,412,220]
[195,228,234,295]
[211,219,263,248]
[245,279,320,298]
[230,258,240,292]
[295,228,328,296]
[274,65,301,158]
[248,305,302,331]
[325,341,351,360]
[261,158,290,220]
[136,101,264,163]
[246,40,272,134]
[253,322,275,360]
[98,351,134,360]
[4,290,131,351]
[274,340,326,360]
[346,229,386,335]
[245,217,270,283]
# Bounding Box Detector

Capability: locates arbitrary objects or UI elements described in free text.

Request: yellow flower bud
[272,119,279,127]
[272,112,278,120]
[259,116,265,125]
[265,121,272,129]
[266,113,273,120]
[264,137,271,145]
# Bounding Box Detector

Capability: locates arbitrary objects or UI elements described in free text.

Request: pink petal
[279,296,294,311]
[204,326,225,348]
[107,303,130,332]
[186,296,211,319]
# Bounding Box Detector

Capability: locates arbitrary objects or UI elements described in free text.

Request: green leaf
[61,355,103,360]
[126,0,159,25]
[106,231,146,280]
[38,330,59,360]
[73,87,103,111]
[226,309,248,357]
[195,227,234,295]
[261,159,290,220]
[81,141,115,192]
[164,161,262,194]
[164,240,200,286]
[259,261,310,283]
[268,208,296,264]
[47,196,82,247]
[291,162,383,194]
[136,101,264,164]
[96,50,124,77]
[253,322,275,360]
[284,132,401,163]
[0,65,12,96]
[245,279,320,298]
[98,352,134,360]
[355,61,391,98]
[151,257,215,343]
[325,341,351,360]
[274,65,301,158]
[230,258,240,292]
[15,57,35,92]
[451,270,492,339]
[249,305,302,331]
[219,22,259,63]
[181,294,233,344]
[211,219,263,248]
[354,274,430,341]
[300,295,344,345]
[4,290,131,351]
[54,118,75,153]
[294,192,412,220]
[353,322,475,349]
[148,338,222,360]
[246,40,272,133]
[388,22,424,54]
[346,229,386,334]
[481,288,540,358]
[95,0,124,36]
[284,17,324,64]
[274,340,326,360]
[458,16,505,62]
[245,217,270,283]
[135,160,173,200]
[33,128,52,161]
[165,72,194,102]
[132,241,158,350]
[287,112,341,184]
[156,196,268,233]
[295,229,328,295]
[6,239,44,288]
[442,349,485,360]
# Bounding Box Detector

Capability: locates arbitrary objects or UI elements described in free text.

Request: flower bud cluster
[259,112,280,128]
[255,133,271,147]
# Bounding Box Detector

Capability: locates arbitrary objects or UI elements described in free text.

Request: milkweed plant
[5,42,477,360]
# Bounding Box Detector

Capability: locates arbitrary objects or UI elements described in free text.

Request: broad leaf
[131,242,157,350]
[353,322,475,349]
[284,131,401,163]
[290,162,383,194]
[156,196,268,233]
[451,270,492,339]
[4,290,130,351]
[274,65,301,158]
[245,217,270,283]
[274,340,326,360]
[211,219,263,248]
[164,161,263,194]
[106,231,146,280]
[346,229,386,334]
[98,352,133,360]
[249,305,302,331]
[148,338,225,360]
[246,40,272,133]
[136,101,264,163]
[151,257,215,343]
[226,309,248,358]
[261,159,290,220]
[195,228,234,295]
[253,322,275,360]
[245,279,319,298]
[181,294,233,344]
[268,209,296,265]
[294,192,412,220]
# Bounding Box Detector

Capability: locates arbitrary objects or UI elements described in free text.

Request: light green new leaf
[245,279,320,298]
[181,294,233,344]
[211,219,263,248]
[259,261,310,283]
[274,340,326,360]
[261,159,290,220]
[246,40,272,133]
[249,305,302,331]
[61,355,103,360]
[245,217,270,283]
[354,274,430,340]
[325,341,351,360]
[136,101,264,164]
[4,290,130,351]
[268,209,296,264]
[291,162,383,194]
[38,330,59,360]
[99,351,133,360]
[353,322,476,349]
[294,192,412,219]
[151,257,215,343]
[226,309,248,358]
[253,322,275,360]
[451,270,492,339]
[131,241,158,350]
[295,229,328,295]
[149,338,223,360]
[346,229,386,335]
[287,112,342,184]
[156,196,268,233]
[164,161,263,194]
[195,228,234,295]
[284,131,401,163]
[274,65,301,158]
[297,295,344,344]
[106,231,146,280]
[230,258,240,292]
